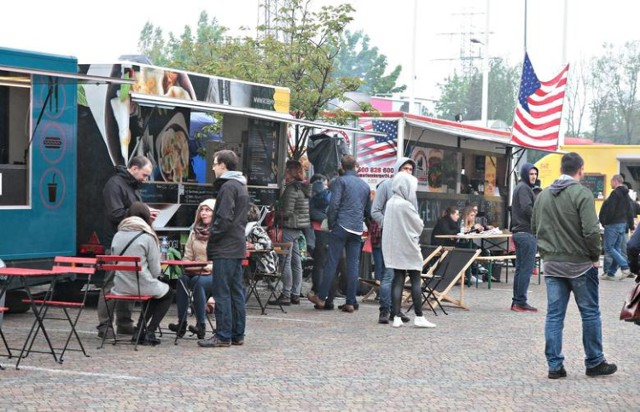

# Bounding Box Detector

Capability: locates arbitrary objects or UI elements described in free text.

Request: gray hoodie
[371,157,417,226]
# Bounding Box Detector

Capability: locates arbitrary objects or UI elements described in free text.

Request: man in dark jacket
[532,152,616,379]
[598,174,633,280]
[510,162,539,312]
[199,150,249,348]
[97,155,154,339]
[308,155,371,313]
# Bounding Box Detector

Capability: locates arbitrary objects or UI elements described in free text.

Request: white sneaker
[392,316,403,328]
[470,275,483,284]
[414,316,436,328]
[620,269,631,279]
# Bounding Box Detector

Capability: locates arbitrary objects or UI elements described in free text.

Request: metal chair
[96,255,153,351]
[0,306,10,369]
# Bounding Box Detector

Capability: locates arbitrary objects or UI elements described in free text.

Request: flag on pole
[510,53,569,151]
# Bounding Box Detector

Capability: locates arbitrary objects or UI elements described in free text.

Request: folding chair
[20,256,97,364]
[406,246,444,314]
[260,242,292,314]
[0,306,10,370]
[421,248,481,311]
[96,255,153,351]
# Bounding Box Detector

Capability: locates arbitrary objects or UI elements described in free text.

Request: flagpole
[558,0,569,148]
[523,0,528,52]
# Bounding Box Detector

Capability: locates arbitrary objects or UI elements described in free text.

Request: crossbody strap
[118,231,146,256]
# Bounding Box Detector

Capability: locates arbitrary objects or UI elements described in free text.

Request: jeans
[211,258,246,342]
[512,232,537,306]
[544,267,605,370]
[97,270,133,331]
[392,270,422,317]
[603,223,629,275]
[176,274,213,325]
[318,225,362,305]
[311,230,329,294]
[282,228,303,298]
[373,246,393,313]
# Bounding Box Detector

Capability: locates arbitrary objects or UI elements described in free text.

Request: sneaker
[390,312,411,323]
[340,304,355,313]
[307,292,325,308]
[392,316,403,328]
[378,311,390,324]
[414,316,436,328]
[116,324,135,335]
[621,268,631,277]
[168,322,187,338]
[601,274,616,281]
[197,335,231,348]
[267,294,291,306]
[232,339,244,346]
[338,303,359,311]
[188,323,206,340]
[548,366,567,379]
[586,361,617,377]
[143,331,161,346]
[97,327,115,340]
[511,303,538,313]
[290,295,301,305]
[470,275,483,284]
[315,302,334,310]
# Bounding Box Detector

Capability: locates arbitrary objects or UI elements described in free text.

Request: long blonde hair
[461,206,477,231]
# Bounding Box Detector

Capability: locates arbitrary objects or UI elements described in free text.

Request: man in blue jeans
[199,150,249,348]
[532,152,616,379]
[598,174,633,280]
[308,155,371,313]
[510,162,539,312]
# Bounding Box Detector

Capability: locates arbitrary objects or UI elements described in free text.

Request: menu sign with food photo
[426,148,445,193]
[246,119,279,187]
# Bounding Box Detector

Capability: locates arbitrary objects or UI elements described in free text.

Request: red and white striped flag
[511,53,569,151]
[356,119,398,167]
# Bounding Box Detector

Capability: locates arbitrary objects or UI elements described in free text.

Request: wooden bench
[475,253,542,286]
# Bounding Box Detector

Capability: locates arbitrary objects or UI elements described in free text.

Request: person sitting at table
[459,205,490,282]
[431,206,460,247]
[168,199,216,340]
[111,202,175,346]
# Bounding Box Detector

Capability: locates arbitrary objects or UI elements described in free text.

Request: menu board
[141,183,179,203]
[246,119,279,187]
[180,183,213,205]
[581,173,606,198]
[248,187,278,207]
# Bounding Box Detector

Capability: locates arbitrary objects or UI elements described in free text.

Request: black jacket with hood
[598,185,634,229]
[102,165,143,248]
[510,163,538,234]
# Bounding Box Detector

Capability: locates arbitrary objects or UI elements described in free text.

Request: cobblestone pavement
[1,273,638,411]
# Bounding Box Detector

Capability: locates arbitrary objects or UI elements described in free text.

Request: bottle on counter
[160,236,169,261]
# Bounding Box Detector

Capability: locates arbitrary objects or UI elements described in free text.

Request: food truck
[0,46,371,304]
[332,112,520,242]
[535,141,640,214]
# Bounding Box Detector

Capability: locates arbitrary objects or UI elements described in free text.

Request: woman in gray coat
[111,202,175,345]
[382,173,435,329]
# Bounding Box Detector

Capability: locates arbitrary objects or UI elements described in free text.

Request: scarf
[194,223,211,241]
[117,216,159,245]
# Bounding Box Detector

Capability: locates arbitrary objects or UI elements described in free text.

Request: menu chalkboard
[141,183,179,203]
[248,187,278,207]
[246,119,279,186]
[581,173,606,198]
[180,183,213,205]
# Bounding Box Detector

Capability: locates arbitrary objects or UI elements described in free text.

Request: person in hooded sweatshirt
[382,172,436,329]
[370,157,417,324]
[598,174,633,280]
[198,150,250,348]
[532,152,617,379]
[510,162,539,313]
[268,160,311,306]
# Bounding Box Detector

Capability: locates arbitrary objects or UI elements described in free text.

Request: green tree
[332,30,406,96]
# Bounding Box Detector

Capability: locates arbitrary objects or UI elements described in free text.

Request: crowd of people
[100,150,634,379]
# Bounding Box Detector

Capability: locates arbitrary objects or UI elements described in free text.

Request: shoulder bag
[619,282,640,322]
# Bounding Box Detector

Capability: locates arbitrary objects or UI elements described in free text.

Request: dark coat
[431,215,459,247]
[102,165,142,247]
[510,163,538,234]
[599,185,634,229]
[327,170,371,233]
[280,180,311,229]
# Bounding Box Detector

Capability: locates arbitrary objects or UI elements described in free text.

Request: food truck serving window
[0,73,31,207]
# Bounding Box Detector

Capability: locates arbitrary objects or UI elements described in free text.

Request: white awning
[0,64,134,85]
[131,92,385,136]
[405,117,512,146]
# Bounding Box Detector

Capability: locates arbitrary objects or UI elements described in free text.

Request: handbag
[619,282,640,321]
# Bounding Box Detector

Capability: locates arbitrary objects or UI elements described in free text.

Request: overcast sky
[2,0,637,101]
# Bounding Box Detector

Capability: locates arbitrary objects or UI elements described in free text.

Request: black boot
[188,323,206,339]
[131,326,146,343]
[144,331,161,346]
[168,322,187,338]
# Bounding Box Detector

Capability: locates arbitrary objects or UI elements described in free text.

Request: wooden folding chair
[21,256,96,364]
[405,246,446,315]
[96,255,153,351]
[421,248,481,311]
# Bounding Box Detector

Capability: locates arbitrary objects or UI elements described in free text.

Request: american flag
[356,119,398,166]
[511,53,569,151]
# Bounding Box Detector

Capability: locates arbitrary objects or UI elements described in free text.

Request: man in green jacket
[532,152,617,379]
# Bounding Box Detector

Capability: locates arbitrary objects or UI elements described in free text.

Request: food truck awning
[0,64,134,85]
[130,92,386,137]
[404,115,513,147]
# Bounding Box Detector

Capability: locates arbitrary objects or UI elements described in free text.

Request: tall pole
[480,0,490,127]
[409,0,418,114]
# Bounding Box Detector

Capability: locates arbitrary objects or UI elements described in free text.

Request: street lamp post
[471,0,490,127]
